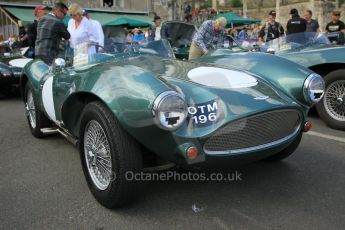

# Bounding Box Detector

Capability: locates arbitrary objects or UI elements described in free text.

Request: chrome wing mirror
[52,58,66,74]
[267,47,276,54]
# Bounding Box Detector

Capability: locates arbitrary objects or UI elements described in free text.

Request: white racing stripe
[306,131,345,143]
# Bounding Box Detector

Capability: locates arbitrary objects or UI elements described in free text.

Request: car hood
[114,55,303,137]
[277,45,345,67]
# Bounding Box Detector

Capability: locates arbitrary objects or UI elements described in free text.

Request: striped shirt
[192,20,224,52]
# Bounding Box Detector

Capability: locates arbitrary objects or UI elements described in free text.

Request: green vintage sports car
[266,33,345,130]
[21,40,324,208]
[0,47,31,94]
[223,32,345,130]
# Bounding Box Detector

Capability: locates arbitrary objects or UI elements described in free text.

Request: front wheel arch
[60,92,105,137]
[309,63,345,78]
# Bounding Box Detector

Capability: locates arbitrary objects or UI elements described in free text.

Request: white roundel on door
[42,77,57,122]
[187,67,258,89]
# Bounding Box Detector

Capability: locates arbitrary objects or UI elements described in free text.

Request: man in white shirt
[149,15,170,41]
[154,16,161,41]
[82,9,104,49]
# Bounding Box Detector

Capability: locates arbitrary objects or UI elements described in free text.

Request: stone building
[243,0,345,31]
[1,0,344,29]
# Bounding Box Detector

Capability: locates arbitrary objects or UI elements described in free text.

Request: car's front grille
[204,109,301,155]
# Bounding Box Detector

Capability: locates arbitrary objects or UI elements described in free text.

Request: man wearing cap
[35,2,70,64]
[26,5,48,54]
[189,17,227,60]
[286,8,307,35]
[83,9,104,49]
[258,10,284,43]
[325,11,345,43]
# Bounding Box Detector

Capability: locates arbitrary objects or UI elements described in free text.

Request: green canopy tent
[216,12,260,28]
[103,17,151,28]
[3,6,70,26]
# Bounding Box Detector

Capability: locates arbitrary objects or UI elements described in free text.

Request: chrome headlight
[152,91,187,130]
[0,69,12,78]
[303,73,325,104]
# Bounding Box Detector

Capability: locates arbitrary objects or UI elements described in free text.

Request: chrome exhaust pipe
[40,127,78,146]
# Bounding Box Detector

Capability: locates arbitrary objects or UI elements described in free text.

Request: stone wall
[246,0,344,32]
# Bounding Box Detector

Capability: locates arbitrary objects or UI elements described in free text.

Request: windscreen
[72,39,175,67]
[264,32,331,54]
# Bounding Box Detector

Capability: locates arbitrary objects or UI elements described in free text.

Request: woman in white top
[67,3,96,54]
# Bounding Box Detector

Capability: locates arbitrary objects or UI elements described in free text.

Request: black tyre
[23,82,51,138]
[79,101,142,208]
[316,69,345,130]
[263,132,302,162]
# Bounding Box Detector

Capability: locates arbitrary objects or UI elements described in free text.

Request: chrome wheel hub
[336,97,344,105]
[84,120,112,190]
[25,89,36,129]
[324,80,345,121]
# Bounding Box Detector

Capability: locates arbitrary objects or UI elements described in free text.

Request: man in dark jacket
[26,5,48,56]
[258,10,285,43]
[286,8,307,35]
[35,2,70,64]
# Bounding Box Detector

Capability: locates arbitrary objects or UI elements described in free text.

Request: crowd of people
[0,2,172,64]
[183,4,218,23]
[230,8,345,45]
[188,7,345,60]
[257,8,344,44]
[1,2,345,64]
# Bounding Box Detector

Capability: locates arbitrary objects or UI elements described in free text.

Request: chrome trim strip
[204,125,301,156]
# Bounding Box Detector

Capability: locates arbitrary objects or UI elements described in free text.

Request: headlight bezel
[152,91,187,131]
[303,73,325,104]
[0,68,12,78]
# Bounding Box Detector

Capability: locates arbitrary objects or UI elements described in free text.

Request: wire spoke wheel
[25,89,36,129]
[80,101,142,208]
[84,120,112,191]
[324,80,345,122]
